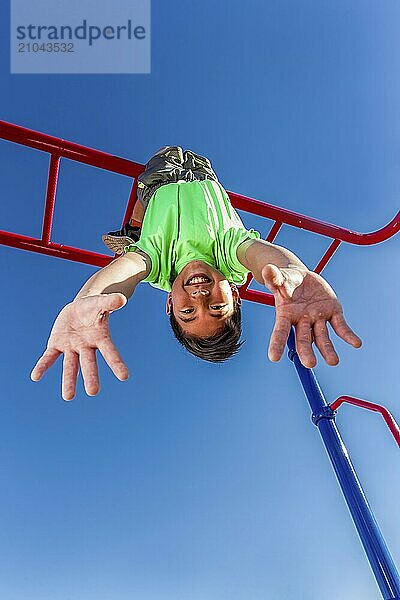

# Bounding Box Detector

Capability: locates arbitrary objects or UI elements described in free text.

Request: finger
[98,339,129,381]
[98,292,127,314]
[62,351,79,401]
[313,320,339,366]
[79,347,100,397]
[295,320,316,368]
[268,315,292,362]
[331,312,362,348]
[31,348,61,381]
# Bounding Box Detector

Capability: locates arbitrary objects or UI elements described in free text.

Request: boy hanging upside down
[31,147,362,400]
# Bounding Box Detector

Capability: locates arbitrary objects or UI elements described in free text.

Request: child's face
[166,261,240,337]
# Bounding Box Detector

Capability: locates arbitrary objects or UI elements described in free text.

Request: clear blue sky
[0,1,399,599]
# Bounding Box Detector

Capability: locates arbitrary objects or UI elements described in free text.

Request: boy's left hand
[261,264,362,368]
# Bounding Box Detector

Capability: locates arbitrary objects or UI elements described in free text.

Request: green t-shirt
[125,179,260,292]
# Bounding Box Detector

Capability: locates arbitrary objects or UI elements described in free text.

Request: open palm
[262,264,362,368]
[31,293,129,400]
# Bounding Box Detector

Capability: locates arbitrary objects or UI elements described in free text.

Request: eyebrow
[178,315,197,323]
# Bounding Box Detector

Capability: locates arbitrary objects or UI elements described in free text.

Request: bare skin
[237,239,361,367]
[31,241,362,401]
[261,264,361,368]
[31,251,149,401]
[31,293,129,401]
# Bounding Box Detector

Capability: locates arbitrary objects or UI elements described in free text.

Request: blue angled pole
[286,329,400,600]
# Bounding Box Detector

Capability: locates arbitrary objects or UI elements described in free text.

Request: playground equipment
[0,120,399,599]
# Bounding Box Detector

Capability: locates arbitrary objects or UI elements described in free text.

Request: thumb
[262,264,301,301]
[99,292,128,314]
[262,264,285,293]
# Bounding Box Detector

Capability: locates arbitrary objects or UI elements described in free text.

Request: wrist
[74,291,128,302]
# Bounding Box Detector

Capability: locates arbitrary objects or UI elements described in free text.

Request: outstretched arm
[237,239,362,367]
[31,250,150,401]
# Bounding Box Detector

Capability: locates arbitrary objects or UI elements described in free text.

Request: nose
[191,288,210,298]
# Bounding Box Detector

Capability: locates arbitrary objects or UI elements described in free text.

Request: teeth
[187,276,211,285]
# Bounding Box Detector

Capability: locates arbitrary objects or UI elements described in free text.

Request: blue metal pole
[286,329,400,600]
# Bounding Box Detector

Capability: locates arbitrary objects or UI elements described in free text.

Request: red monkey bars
[1,120,399,599]
[0,120,399,307]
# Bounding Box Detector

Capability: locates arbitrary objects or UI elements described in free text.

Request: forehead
[179,313,227,337]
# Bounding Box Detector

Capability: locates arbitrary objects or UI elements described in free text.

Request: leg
[136,145,185,208]
[130,200,145,225]
[102,146,185,254]
[182,149,219,182]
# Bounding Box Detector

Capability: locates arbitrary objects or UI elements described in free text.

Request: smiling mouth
[185,273,213,286]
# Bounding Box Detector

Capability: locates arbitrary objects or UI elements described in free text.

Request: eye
[210,304,225,310]
[180,308,195,314]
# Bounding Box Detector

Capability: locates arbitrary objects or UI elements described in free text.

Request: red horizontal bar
[0,229,112,268]
[1,120,398,246]
[0,227,275,305]
[230,190,400,246]
[240,288,275,306]
[0,120,144,178]
[330,395,400,448]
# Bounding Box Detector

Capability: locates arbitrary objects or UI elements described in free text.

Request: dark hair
[169,300,244,362]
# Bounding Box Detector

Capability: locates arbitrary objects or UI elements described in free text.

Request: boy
[31,147,362,400]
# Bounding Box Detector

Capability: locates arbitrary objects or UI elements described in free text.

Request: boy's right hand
[31,293,129,401]
[262,264,362,368]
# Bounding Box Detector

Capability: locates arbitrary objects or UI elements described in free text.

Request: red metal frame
[0,120,399,305]
[330,396,400,448]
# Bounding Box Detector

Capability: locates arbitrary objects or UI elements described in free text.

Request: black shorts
[137,146,219,208]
